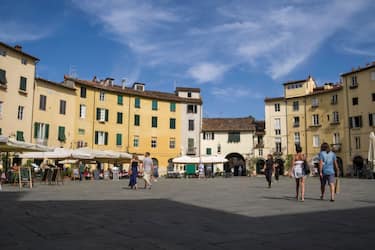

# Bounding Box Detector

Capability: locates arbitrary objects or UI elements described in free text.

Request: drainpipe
[91,89,96,149]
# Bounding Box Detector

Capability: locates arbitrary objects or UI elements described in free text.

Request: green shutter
[117,95,123,105]
[104,132,108,145]
[152,100,158,110]
[0,69,6,84]
[96,108,100,120]
[45,124,49,139]
[170,102,176,112]
[95,131,98,144]
[105,109,109,121]
[19,77,27,91]
[170,118,176,129]
[152,117,157,127]
[117,112,123,124]
[58,126,66,142]
[134,115,140,126]
[135,97,140,108]
[34,122,39,138]
[206,148,212,155]
[16,131,24,141]
[116,133,122,146]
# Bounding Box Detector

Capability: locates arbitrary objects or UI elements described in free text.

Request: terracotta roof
[202,117,256,132]
[36,77,76,91]
[0,41,39,61]
[283,79,306,85]
[309,85,342,96]
[175,87,201,93]
[64,76,202,104]
[340,62,375,76]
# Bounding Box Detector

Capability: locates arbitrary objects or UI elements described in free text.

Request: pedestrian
[198,162,205,179]
[290,145,306,201]
[263,154,275,188]
[153,164,159,182]
[319,142,339,202]
[128,154,139,190]
[238,165,242,176]
[142,152,153,189]
[274,160,280,181]
[78,161,85,181]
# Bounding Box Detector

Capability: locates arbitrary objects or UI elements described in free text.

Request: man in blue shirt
[319,142,339,202]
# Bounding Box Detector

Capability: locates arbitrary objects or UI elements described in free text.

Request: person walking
[263,154,275,188]
[274,160,280,181]
[319,142,339,202]
[198,162,205,179]
[142,152,153,189]
[128,154,139,190]
[290,145,306,201]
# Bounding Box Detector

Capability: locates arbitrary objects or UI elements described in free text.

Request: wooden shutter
[104,132,108,145]
[96,108,100,120]
[105,109,109,121]
[34,122,39,138]
[45,124,49,139]
[95,131,98,144]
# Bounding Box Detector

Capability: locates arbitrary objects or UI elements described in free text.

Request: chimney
[14,45,22,51]
[92,76,97,82]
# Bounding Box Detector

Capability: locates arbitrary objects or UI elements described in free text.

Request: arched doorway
[256,158,265,174]
[337,156,344,177]
[225,153,246,176]
[353,155,364,177]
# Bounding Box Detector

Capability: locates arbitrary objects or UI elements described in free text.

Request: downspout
[91,88,96,149]
[304,95,308,160]
[127,95,131,153]
[30,60,39,143]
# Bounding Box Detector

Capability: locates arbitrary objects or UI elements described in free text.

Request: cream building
[0,42,39,142]
[32,77,77,148]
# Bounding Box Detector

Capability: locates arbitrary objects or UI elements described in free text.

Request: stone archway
[256,158,266,174]
[353,155,364,177]
[224,153,246,176]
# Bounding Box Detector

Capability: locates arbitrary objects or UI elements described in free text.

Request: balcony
[330,121,340,125]
[186,149,196,155]
[349,84,358,89]
[255,143,264,149]
[309,124,322,128]
[36,138,48,146]
[331,143,341,152]
[293,123,300,128]
[273,151,283,157]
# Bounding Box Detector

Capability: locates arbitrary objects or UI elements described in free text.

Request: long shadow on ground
[0,193,374,250]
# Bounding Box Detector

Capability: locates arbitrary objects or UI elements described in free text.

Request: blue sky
[1,0,374,119]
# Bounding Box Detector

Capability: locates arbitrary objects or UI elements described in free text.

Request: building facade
[0,42,39,142]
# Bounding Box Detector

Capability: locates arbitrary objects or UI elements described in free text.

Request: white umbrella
[369,132,375,172]
[172,155,200,164]
[200,155,228,164]
[0,135,52,152]
[74,148,131,162]
[19,147,93,160]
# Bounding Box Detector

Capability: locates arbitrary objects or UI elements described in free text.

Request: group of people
[264,142,339,202]
[128,152,158,190]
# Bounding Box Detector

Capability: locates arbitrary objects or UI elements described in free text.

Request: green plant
[284,154,293,172]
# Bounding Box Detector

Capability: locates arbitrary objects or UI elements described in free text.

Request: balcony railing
[331,143,341,152]
[187,149,196,155]
[36,138,48,146]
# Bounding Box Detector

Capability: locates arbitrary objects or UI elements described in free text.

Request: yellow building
[341,62,375,170]
[0,42,39,142]
[32,77,77,148]
[64,76,202,172]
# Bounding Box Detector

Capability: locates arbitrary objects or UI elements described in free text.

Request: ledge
[18,89,28,96]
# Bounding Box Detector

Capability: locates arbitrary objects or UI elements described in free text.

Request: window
[333,133,340,144]
[372,93,375,102]
[58,126,66,142]
[151,137,157,148]
[0,49,6,56]
[331,94,338,104]
[59,100,66,115]
[371,72,375,80]
[117,95,123,105]
[257,135,263,145]
[332,112,339,123]
[259,148,263,156]
[78,128,85,135]
[203,132,215,140]
[152,100,158,110]
[99,91,105,101]
[187,92,192,98]
[117,112,123,124]
[206,148,212,155]
[134,114,140,126]
[170,102,176,112]
[95,131,108,145]
[133,136,139,147]
[275,138,281,153]
[369,113,375,126]
[293,116,300,127]
[135,97,140,108]
[187,104,197,113]
[21,58,27,65]
[169,118,176,129]
[16,131,24,141]
[351,75,358,87]
[187,138,195,154]
[349,116,362,128]
[19,77,27,91]
[96,108,108,122]
[274,103,280,112]
[311,98,318,107]
[355,136,361,149]
[169,138,175,149]
[352,97,358,105]
[188,120,194,131]
[17,106,24,120]
[217,144,221,153]
[116,133,122,146]
[0,128,2,135]
[0,69,6,85]
[275,129,281,135]
[39,95,46,111]
[228,132,240,143]
[274,118,281,134]
[152,116,158,128]
[294,132,300,145]
[34,123,49,140]
[293,101,299,111]
[312,114,319,126]
[79,104,86,119]
[80,87,87,98]
[313,135,320,147]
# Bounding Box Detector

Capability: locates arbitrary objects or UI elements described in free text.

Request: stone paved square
[0,176,374,249]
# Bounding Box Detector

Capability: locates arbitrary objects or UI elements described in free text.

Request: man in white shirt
[142,152,153,189]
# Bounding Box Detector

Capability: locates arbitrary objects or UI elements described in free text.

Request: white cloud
[211,87,263,99]
[0,21,52,43]
[187,63,229,83]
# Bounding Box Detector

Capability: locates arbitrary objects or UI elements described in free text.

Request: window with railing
[228,132,240,143]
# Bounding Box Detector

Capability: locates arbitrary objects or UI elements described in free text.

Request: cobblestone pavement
[1,176,374,249]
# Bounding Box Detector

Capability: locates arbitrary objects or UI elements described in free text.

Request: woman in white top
[290,145,306,201]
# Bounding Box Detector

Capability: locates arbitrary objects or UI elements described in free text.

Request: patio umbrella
[19,147,93,160]
[74,148,131,163]
[200,155,228,164]
[0,135,52,152]
[369,132,375,172]
[172,155,200,164]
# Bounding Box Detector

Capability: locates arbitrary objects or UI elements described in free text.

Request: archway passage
[256,159,265,174]
[353,155,364,177]
[224,153,246,176]
[275,158,285,176]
